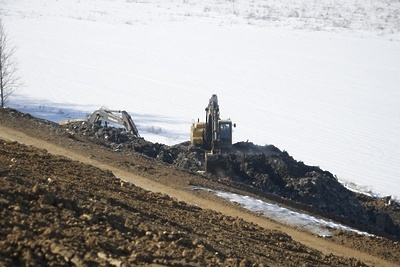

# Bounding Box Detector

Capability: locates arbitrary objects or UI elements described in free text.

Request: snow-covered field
[1,0,400,199]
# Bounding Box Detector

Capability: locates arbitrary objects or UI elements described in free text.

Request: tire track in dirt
[0,124,396,267]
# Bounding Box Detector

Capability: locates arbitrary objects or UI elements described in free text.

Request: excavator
[87,107,140,137]
[191,94,235,176]
[60,107,139,137]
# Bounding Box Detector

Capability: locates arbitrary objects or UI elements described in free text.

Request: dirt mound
[0,139,368,267]
[1,107,400,266]
[60,121,400,240]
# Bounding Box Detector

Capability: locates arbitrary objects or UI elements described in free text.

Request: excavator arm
[88,107,139,137]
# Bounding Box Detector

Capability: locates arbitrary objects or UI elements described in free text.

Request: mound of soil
[0,139,366,267]
[1,107,400,266]
[60,120,400,240]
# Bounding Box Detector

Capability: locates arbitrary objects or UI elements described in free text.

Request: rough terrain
[1,108,399,267]
[59,114,400,240]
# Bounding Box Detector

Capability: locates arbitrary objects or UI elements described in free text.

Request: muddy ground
[1,108,400,266]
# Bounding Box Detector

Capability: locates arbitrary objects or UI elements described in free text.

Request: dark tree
[0,18,22,108]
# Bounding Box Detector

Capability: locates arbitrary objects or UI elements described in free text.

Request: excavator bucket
[205,153,228,177]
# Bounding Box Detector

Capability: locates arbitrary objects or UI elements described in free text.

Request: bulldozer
[60,107,140,137]
[191,94,235,176]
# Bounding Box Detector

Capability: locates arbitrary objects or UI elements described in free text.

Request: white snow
[1,0,400,199]
[194,187,374,237]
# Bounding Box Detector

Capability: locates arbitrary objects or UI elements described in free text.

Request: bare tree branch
[0,17,23,108]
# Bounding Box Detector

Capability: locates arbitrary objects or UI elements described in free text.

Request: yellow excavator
[191,94,235,176]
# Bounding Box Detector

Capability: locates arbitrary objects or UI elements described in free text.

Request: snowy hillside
[1,0,400,199]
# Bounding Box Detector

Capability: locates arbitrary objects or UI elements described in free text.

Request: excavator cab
[219,120,233,149]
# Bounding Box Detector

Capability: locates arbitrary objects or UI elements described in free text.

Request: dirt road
[1,115,398,266]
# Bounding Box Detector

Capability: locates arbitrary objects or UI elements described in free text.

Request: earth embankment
[1,108,399,266]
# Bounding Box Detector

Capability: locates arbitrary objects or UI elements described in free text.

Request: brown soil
[1,108,399,267]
